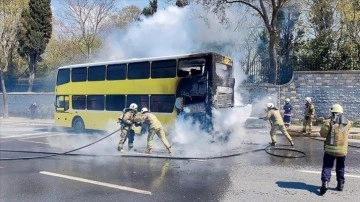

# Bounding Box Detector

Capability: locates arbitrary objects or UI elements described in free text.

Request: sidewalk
[287,125,360,140]
[0,116,54,125]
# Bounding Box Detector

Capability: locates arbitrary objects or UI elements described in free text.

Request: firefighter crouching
[262,103,294,146]
[135,107,172,154]
[117,103,138,152]
[303,97,315,133]
[319,104,351,195]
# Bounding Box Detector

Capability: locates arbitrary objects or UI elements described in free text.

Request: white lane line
[298,170,360,179]
[19,134,64,140]
[39,171,152,195]
[0,132,54,139]
[18,139,49,145]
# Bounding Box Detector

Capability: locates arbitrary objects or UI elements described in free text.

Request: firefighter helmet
[141,107,149,113]
[129,103,138,110]
[330,104,343,113]
[285,98,290,102]
[305,97,312,103]
[266,103,274,108]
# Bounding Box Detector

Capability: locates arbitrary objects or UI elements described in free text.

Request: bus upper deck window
[57,69,70,85]
[107,64,126,80]
[72,67,87,82]
[88,65,105,81]
[128,62,150,79]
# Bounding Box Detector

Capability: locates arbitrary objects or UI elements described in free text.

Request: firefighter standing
[263,103,294,146]
[303,97,315,133]
[319,104,351,195]
[283,98,292,128]
[117,103,138,152]
[137,107,172,154]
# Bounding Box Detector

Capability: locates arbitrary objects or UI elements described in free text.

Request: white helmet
[305,97,312,103]
[266,103,274,108]
[330,104,343,113]
[129,103,138,110]
[285,98,290,102]
[141,107,149,113]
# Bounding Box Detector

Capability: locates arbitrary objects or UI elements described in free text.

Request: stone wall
[0,93,54,119]
[239,71,360,123]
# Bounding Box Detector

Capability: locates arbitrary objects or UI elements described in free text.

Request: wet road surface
[1,121,360,201]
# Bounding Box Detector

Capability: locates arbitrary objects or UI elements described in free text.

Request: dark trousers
[321,152,346,183]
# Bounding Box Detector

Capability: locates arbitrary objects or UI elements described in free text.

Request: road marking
[39,171,152,195]
[18,139,49,145]
[19,134,64,140]
[0,132,55,139]
[298,170,360,179]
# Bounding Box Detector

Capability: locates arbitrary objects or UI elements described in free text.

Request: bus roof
[58,52,231,69]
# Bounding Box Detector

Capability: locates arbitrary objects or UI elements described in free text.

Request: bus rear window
[72,67,87,82]
[128,62,150,79]
[150,95,175,113]
[88,65,105,81]
[87,95,104,110]
[178,58,205,77]
[107,64,126,80]
[57,69,70,85]
[106,95,125,111]
[151,60,176,78]
[127,95,149,109]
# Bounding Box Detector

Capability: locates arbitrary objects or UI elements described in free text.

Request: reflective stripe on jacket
[320,120,351,157]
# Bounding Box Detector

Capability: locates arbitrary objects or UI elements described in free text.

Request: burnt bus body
[175,53,235,133]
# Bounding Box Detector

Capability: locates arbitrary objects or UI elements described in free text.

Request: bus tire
[73,117,85,133]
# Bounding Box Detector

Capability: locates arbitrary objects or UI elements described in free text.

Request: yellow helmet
[330,104,343,113]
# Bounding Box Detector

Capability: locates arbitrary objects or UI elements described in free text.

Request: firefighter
[137,107,172,154]
[263,103,294,146]
[283,98,292,128]
[319,104,351,195]
[117,103,138,152]
[302,97,315,133]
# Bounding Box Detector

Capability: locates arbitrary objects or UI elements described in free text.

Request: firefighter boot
[336,181,344,191]
[320,181,328,195]
[117,144,124,152]
[166,146,172,154]
[269,142,276,146]
[145,148,152,154]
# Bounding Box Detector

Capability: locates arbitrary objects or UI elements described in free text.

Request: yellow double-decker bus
[54,52,234,133]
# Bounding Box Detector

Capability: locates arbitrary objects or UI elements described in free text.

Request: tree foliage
[110,5,141,29]
[17,0,52,92]
[142,0,157,17]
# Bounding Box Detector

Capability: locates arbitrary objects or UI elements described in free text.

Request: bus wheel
[73,117,85,133]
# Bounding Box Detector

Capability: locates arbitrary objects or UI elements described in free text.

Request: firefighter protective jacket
[264,108,285,126]
[304,103,315,118]
[139,112,162,130]
[320,118,351,157]
[120,109,137,130]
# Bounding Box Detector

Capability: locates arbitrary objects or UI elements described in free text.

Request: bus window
[127,95,149,109]
[150,95,175,113]
[106,95,125,111]
[72,95,86,110]
[88,65,106,81]
[55,95,69,111]
[57,69,70,85]
[151,60,176,78]
[128,62,150,79]
[87,95,104,110]
[107,64,126,80]
[178,58,205,77]
[72,67,87,82]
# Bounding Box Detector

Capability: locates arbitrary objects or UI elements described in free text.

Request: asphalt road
[1,121,360,202]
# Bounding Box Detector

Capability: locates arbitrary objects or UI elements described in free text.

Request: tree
[0,0,28,117]
[176,0,190,7]
[58,0,116,59]
[110,5,141,29]
[17,0,52,92]
[142,0,157,17]
[197,0,290,84]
